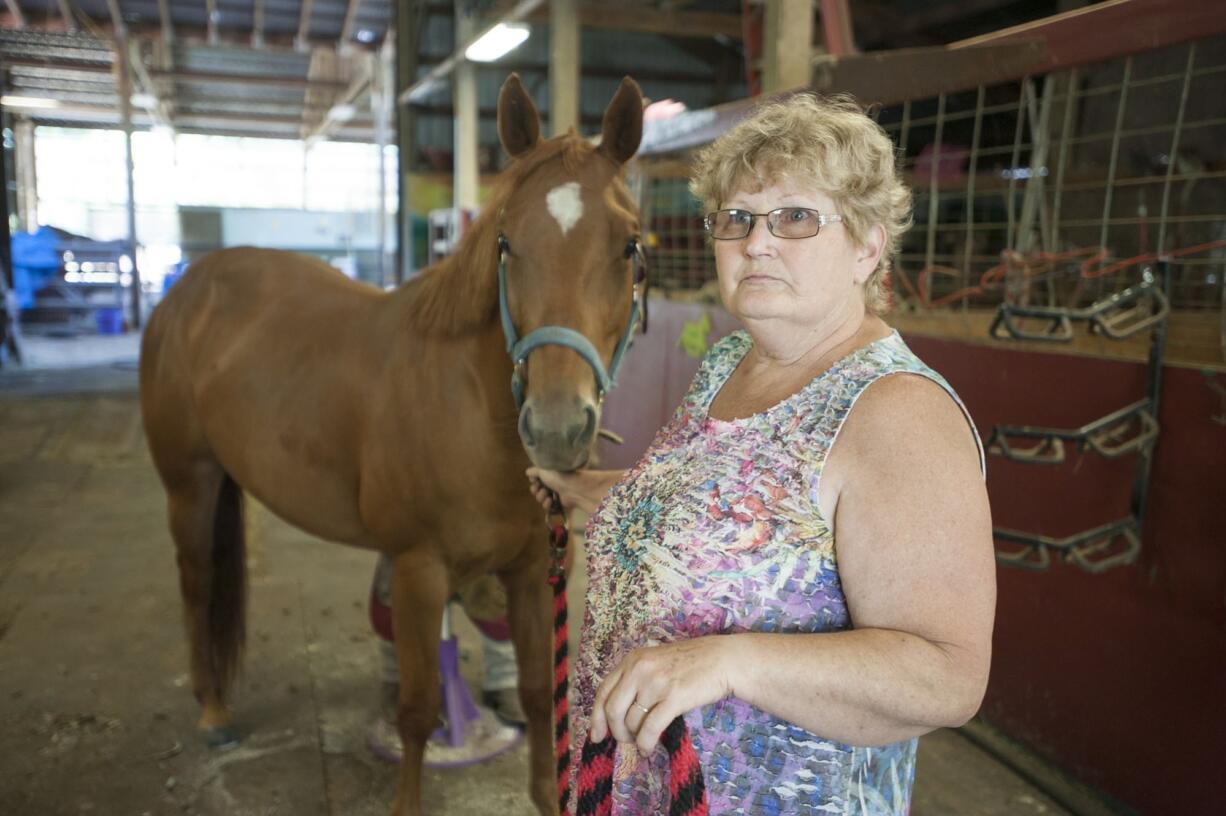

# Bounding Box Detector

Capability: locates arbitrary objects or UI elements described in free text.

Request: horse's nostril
[518,406,536,447]
[569,405,597,447]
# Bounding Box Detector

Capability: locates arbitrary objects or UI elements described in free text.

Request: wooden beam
[149,68,349,90]
[550,0,578,136]
[400,0,545,105]
[296,0,314,51]
[525,3,742,39]
[949,0,1226,72]
[156,0,173,44]
[128,39,175,129]
[818,0,856,56]
[104,0,127,39]
[205,0,218,45]
[56,0,77,33]
[340,0,361,47]
[305,63,372,143]
[252,0,265,47]
[4,0,26,29]
[762,0,811,93]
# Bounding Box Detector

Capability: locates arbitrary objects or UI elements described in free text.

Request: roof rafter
[252,0,265,48]
[4,0,26,29]
[340,0,361,48]
[56,0,77,33]
[205,0,218,45]
[156,0,173,44]
[296,0,314,51]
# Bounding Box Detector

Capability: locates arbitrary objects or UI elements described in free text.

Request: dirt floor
[0,349,1081,816]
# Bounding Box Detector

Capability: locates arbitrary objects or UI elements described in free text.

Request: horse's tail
[210,472,247,695]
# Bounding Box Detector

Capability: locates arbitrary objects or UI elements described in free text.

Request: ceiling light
[464,23,530,63]
[329,103,356,122]
[130,93,158,109]
[356,29,375,43]
[1,95,61,110]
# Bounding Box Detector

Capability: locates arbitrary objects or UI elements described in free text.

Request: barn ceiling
[0,0,1064,143]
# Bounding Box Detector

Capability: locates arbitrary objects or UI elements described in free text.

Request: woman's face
[713,179,879,332]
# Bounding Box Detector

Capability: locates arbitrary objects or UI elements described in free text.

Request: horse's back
[140,248,385,540]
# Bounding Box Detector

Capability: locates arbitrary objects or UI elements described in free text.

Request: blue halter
[497,233,646,409]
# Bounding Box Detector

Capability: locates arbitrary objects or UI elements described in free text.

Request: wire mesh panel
[636,33,1226,339]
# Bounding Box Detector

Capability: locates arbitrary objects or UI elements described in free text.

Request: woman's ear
[853,224,887,285]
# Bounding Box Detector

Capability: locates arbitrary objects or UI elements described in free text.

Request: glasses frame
[703,208,843,240]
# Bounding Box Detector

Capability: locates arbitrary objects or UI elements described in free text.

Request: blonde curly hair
[689,93,912,315]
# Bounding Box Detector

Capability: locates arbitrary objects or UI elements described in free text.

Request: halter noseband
[497,232,646,410]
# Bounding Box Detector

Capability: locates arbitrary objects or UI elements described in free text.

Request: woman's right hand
[525,467,624,517]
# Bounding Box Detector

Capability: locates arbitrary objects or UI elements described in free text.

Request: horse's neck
[386,265,519,440]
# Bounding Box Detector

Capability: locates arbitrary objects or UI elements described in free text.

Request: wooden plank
[887,308,1225,371]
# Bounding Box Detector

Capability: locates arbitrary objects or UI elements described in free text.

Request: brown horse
[139,74,644,816]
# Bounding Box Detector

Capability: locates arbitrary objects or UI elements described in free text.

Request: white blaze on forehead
[546,182,584,235]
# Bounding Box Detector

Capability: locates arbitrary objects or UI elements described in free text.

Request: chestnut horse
[139,74,644,816]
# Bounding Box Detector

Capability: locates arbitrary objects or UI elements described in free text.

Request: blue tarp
[11,227,63,309]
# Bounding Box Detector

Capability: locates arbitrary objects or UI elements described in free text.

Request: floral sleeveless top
[571,330,983,815]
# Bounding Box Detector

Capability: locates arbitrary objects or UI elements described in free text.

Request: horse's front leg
[388,549,449,816]
[502,545,560,816]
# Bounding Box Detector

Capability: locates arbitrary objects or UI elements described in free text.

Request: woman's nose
[743,215,776,255]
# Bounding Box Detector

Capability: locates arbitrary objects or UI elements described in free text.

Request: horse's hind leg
[166,460,247,748]
[388,550,449,816]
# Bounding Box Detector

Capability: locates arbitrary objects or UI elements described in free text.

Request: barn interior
[1,2,1223,815]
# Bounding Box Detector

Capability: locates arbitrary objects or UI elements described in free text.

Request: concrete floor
[0,354,1078,816]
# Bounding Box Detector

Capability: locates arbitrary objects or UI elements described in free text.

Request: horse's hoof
[203,725,241,750]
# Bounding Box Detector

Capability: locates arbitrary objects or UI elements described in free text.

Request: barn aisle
[0,365,1074,816]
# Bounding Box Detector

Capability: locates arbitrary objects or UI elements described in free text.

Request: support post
[14,119,37,233]
[761,0,813,94]
[550,0,579,137]
[115,41,142,329]
[453,1,479,215]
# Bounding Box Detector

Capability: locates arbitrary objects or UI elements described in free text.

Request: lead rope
[546,492,708,816]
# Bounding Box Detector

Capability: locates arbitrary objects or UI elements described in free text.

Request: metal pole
[117,40,142,329]
[394,0,417,283]
[374,46,392,288]
[453,0,479,216]
[1130,260,1169,528]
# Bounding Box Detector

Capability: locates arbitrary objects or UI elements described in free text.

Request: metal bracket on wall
[994,517,1141,573]
[986,398,1158,465]
[989,275,1169,343]
[988,263,1170,573]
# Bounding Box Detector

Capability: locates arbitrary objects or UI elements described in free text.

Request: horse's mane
[402,134,598,336]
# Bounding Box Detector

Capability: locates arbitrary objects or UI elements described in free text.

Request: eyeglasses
[703,208,843,240]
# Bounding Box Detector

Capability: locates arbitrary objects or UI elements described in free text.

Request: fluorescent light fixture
[130,93,158,109]
[329,103,356,122]
[464,23,530,63]
[1,95,61,110]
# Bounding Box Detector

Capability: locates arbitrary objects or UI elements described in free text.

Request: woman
[529,94,995,815]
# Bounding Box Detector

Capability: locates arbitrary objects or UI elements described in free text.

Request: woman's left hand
[590,635,735,755]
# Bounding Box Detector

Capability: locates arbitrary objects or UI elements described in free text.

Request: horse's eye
[497,234,511,255]
[623,239,639,259]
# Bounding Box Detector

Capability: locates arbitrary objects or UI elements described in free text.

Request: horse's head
[495,74,644,472]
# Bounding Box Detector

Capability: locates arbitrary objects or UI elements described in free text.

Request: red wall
[601,301,1226,816]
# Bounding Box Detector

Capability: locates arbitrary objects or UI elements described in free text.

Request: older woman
[529,94,995,815]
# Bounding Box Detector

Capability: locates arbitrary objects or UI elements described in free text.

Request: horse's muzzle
[518,397,598,471]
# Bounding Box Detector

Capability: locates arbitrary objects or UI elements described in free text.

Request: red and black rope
[546,493,707,816]
[547,511,571,814]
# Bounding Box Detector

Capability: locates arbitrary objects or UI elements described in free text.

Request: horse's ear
[498,73,541,158]
[600,76,643,165]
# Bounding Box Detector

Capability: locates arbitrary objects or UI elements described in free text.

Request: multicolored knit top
[571,329,982,815]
